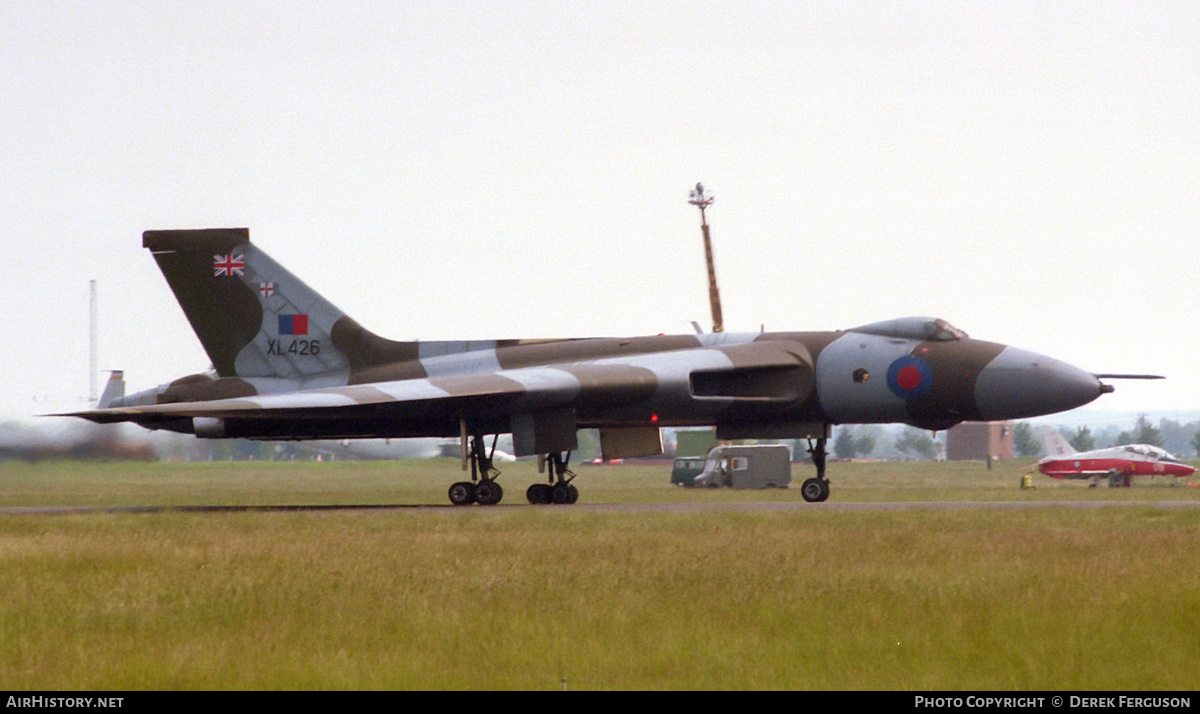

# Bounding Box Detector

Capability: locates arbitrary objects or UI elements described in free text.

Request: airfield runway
[5,499,1200,515]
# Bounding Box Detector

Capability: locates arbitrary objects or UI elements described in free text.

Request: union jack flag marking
[213,254,245,277]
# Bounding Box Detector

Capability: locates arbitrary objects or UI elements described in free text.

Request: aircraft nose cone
[975,347,1104,420]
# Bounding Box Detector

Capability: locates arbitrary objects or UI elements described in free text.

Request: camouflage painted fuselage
[77,229,1106,458]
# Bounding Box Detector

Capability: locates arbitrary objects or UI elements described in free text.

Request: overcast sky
[2,1,1196,422]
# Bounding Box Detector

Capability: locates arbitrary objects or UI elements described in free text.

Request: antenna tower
[688,183,723,333]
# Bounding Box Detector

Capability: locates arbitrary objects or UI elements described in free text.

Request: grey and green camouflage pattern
[70,229,1109,455]
[64,228,1122,503]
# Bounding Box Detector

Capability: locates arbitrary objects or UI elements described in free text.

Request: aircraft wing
[66,365,621,425]
[61,341,814,454]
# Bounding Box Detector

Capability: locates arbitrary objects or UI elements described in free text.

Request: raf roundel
[886,355,933,400]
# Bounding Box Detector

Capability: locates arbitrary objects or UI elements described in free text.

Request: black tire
[475,480,503,506]
[448,481,476,506]
[551,482,573,504]
[526,483,552,504]
[801,477,829,503]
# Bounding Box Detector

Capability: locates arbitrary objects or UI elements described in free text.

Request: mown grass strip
[2,459,1198,689]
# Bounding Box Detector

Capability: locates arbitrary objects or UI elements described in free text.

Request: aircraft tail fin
[1040,426,1078,457]
[97,370,125,408]
[142,228,413,383]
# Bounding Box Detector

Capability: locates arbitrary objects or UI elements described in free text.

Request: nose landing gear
[801,436,831,503]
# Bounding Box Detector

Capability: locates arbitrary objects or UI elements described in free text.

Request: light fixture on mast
[688,183,723,333]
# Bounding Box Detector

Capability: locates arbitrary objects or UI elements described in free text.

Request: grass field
[2,457,1199,690]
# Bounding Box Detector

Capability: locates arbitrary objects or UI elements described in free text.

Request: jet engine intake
[193,417,227,439]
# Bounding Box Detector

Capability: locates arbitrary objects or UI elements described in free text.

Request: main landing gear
[801,436,831,503]
[526,452,578,505]
[449,433,504,506]
[447,432,580,506]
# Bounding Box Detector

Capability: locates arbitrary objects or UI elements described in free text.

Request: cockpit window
[1120,445,1183,462]
[931,319,969,341]
[850,317,969,342]
[1147,446,1182,462]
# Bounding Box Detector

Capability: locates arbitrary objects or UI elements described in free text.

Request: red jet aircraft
[1037,427,1196,487]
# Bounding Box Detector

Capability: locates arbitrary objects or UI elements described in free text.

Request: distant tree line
[831,425,940,461]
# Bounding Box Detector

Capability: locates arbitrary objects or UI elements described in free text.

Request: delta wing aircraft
[1037,427,1195,487]
[66,228,1137,505]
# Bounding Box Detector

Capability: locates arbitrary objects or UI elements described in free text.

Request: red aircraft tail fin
[1040,426,1078,457]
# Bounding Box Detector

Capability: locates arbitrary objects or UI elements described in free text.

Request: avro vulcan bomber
[66,228,1143,505]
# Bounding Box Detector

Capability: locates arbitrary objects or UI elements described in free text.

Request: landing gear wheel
[551,482,578,504]
[475,479,503,506]
[448,481,477,506]
[527,483,553,504]
[801,477,830,503]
